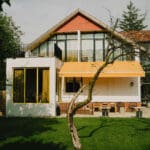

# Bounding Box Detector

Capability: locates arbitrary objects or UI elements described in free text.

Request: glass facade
[95,40,103,61]
[13,68,49,103]
[13,69,24,103]
[81,39,93,61]
[39,42,47,57]
[31,32,134,62]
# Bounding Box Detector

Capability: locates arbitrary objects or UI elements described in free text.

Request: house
[6,9,145,117]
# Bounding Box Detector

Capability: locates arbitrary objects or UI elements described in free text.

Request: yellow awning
[59,61,145,78]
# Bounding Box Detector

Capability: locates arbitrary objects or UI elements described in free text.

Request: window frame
[33,32,132,62]
[13,68,24,103]
[65,77,82,93]
[13,67,50,104]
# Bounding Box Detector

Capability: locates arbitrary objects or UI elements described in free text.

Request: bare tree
[67,20,145,150]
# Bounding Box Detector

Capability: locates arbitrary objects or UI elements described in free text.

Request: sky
[3,0,150,44]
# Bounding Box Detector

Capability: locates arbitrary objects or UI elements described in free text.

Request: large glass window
[81,39,93,61]
[95,33,104,39]
[38,68,49,103]
[65,78,81,93]
[32,48,39,57]
[81,33,93,39]
[13,69,24,103]
[33,32,131,62]
[47,33,108,62]
[13,68,49,103]
[67,34,77,40]
[49,41,55,57]
[57,41,66,61]
[40,42,47,57]
[57,35,66,40]
[67,40,78,61]
[26,69,36,103]
[95,40,103,61]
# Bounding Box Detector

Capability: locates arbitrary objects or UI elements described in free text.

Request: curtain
[13,69,24,102]
[41,69,49,103]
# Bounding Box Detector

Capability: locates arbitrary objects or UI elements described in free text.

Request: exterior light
[130,81,134,87]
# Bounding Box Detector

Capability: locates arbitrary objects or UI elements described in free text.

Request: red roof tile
[120,30,150,42]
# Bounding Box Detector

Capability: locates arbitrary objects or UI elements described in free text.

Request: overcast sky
[3,0,150,44]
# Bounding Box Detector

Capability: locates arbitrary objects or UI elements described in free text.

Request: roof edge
[26,9,145,51]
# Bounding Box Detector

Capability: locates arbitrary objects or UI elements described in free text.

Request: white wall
[6,57,62,117]
[61,77,141,103]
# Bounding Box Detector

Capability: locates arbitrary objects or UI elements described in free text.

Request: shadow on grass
[80,125,105,138]
[0,117,59,138]
[136,118,150,132]
[77,126,87,132]
[0,118,68,150]
[0,141,66,150]
[79,118,109,138]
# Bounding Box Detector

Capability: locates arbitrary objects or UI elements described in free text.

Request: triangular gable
[55,13,103,33]
[27,9,144,51]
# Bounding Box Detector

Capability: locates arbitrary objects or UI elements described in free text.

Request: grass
[0,117,150,150]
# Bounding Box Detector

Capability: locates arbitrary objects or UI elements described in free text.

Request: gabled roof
[27,9,145,51]
[55,12,103,33]
[120,30,150,42]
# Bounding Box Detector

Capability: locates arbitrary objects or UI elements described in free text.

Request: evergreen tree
[119,1,147,31]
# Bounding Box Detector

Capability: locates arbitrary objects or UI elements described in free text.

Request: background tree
[0,0,10,11]
[119,1,147,31]
[0,11,22,89]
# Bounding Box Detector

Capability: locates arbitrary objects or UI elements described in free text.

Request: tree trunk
[68,113,81,150]
[67,85,86,150]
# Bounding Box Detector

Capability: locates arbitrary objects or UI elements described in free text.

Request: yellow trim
[42,68,50,103]
[13,68,24,103]
[12,67,50,104]
[58,77,62,102]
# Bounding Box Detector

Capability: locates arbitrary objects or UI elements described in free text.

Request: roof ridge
[27,9,145,51]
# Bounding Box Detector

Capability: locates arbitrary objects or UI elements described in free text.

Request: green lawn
[0,117,150,150]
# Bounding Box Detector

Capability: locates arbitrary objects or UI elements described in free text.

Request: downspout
[77,30,81,62]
